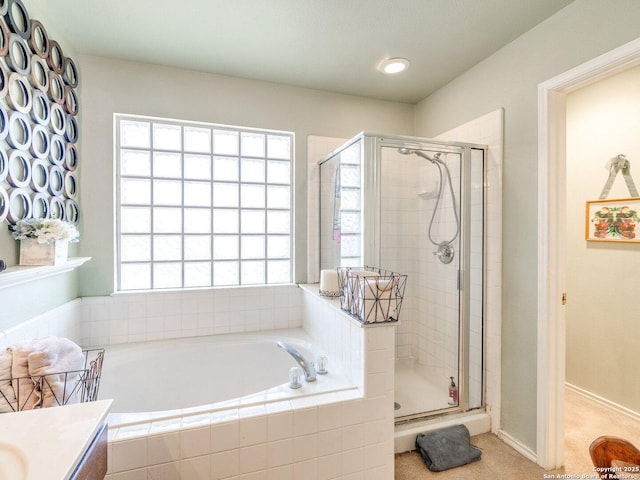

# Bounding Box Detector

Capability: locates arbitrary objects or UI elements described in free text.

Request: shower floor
[394,359,452,419]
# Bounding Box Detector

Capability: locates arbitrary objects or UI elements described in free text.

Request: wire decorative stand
[337,266,407,324]
[0,348,104,413]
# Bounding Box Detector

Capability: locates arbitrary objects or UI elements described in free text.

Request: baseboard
[566,382,640,423]
[497,429,537,463]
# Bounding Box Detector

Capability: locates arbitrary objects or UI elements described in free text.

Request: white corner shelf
[0,257,91,290]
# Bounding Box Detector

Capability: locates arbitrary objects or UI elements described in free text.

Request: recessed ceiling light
[378,57,411,74]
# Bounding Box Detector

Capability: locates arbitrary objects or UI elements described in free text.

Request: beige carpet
[395,387,640,479]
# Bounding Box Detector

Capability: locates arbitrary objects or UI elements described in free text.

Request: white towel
[8,337,51,410]
[28,337,85,408]
[0,350,16,413]
[346,271,380,316]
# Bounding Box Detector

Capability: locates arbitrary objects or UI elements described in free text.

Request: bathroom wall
[565,65,640,414]
[77,55,414,297]
[414,0,640,452]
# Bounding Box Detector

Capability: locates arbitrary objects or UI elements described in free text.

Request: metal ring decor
[29,158,49,193]
[0,186,8,223]
[27,19,48,58]
[49,195,64,220]
[64,198,79,225]
[47,165,64,196]
[0,104,9,140]
[7,72,32,113]
[29,54,48,92]
[29,124,50,159]
[7,187,31,223]
[64,85,78,116]
[0,62,9,99]
[48,134,65,166]
[7,149,31,188]
[64,171,77,199]
[65,113,78,143]
[46,39,64,74]
[62,56,77,88]
[0,0,9,17]
[7,111,31,149]
[6,34,30,76]
[48,71,64,104]
[0,147,7,183]
[0,17,9,57]
[6,0,30,40]
[64,143,78,171]
[29,89,50,125]
[49,103,66,135]
[30,191,49,218]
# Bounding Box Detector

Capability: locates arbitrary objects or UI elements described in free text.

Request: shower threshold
[394,410,491,453]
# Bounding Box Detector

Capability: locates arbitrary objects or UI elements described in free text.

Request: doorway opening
[537,37,640,469]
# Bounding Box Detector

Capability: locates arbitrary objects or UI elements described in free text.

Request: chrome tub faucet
[277,341,317,382]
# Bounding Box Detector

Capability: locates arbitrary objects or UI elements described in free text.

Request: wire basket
[337,266,407,324]
[0,348,104,413]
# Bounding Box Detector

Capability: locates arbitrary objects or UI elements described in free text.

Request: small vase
[19,238,69,266]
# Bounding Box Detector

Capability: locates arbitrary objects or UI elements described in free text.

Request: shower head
[397,147,439,164]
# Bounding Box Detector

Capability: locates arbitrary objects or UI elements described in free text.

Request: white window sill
[0,257,91,290]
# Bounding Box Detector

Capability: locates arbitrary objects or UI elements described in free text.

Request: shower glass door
[318,133,485,422]
[375,139,485,421]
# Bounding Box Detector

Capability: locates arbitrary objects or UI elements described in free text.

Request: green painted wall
[414,0,640,452]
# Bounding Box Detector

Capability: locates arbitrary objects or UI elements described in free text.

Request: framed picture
[585,197,640,242]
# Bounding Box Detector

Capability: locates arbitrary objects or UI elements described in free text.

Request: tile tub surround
[1,286,396,478]
[104,286,396,479]
[80,284,303,347]
[0,298,83,348]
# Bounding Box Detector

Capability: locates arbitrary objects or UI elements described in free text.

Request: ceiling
[28,0,573,104]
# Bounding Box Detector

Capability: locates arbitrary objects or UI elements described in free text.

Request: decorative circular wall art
[0,0,80,226]
[30,191,48,218]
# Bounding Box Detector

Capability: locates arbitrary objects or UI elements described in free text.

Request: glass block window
[115,115,293,291]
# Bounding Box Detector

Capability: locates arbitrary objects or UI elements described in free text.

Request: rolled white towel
[353,275,397,323]
[0,350,16,413]
[29,337,85,408]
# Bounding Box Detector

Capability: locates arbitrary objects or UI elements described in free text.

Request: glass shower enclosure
[319,132,486,422]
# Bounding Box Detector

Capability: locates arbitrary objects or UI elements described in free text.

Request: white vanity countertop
[0,399,112,480]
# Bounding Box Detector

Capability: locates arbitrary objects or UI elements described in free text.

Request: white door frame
[537,37,640,470]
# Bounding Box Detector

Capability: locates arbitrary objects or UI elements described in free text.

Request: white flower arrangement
[9,218,80,244]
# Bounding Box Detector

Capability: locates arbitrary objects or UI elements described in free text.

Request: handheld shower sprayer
[398,147,440,164]
[397,147,460,264]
